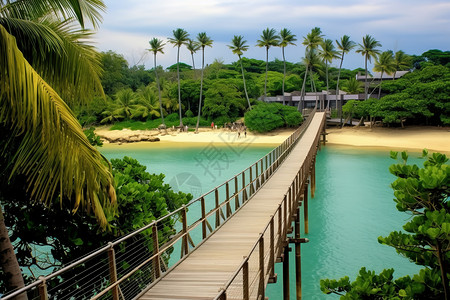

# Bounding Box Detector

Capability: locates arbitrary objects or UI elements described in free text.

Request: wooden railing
[2,110,322,300]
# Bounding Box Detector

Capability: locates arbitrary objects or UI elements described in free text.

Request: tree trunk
[436,241,449,300]
[282,47,286,105]
[196,47,205,133]
[239,55,251,110]
[0,205,27,300]
[325,61,330,109]
[336,54,345,127]
[177,46,183,127]
[364,56,368,100]
[154,54,165,127]
[298,67,308,112]
[264,47,268,99]
[378,71,384,99]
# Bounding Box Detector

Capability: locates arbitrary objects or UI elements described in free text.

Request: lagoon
[100,143,421,299]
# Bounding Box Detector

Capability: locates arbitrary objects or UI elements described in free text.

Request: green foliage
[244,102,303,132]
[321,151,450,299]
[83,127,103,146]
[0,157,192,294]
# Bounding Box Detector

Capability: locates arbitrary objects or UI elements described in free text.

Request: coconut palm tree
[133,86,161,120]
[168,28,190,127]
[373,50,396,99]
[299,27,323,110]
[279,28,297,105]
[392,50,412,80]
[228,35,252,110]
[148,37,166,127]
[0,0,115,296]
[356,34,382,100]
[319,38,340,108]
[195,32,213,133]
[186,39,200,72]
[256,28,280,99]
[298,49,322,110]
[335,35,356,121]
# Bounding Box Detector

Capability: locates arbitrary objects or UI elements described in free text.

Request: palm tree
[279,28,297,105]
[373,50,396,99]
[228,35,252,110]
[299,27,323,110]
[256,28,280,99]
[0,0,115,296]
[392,50,412,79]
[356,34,382,100]
[148,37,166,127]
[335,35,356,122]
[133,86,161,120]
[114,88,137,119]
[168,28,190,127]
[298,49,322,110]
[319,39,339,108]
[195,32,213,133]
[186,39,200,72]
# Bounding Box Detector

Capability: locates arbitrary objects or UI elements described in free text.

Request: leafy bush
[185,109,194,117]
[83,127,103,146]
[244,102,303,132]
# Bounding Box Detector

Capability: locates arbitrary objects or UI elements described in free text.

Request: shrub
[244,102,303,133]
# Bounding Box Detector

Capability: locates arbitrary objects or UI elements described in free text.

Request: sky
[93,0,450,71]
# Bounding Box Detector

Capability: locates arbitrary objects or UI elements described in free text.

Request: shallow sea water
[100,143,422,299]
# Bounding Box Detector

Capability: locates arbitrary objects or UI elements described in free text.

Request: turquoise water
[100,143,422,299]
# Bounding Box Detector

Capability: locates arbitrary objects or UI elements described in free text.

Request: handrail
[2,110,322,300]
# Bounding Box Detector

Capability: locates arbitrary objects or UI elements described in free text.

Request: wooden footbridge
[4,111,327,300]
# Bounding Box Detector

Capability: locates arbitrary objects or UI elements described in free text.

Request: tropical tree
[148,37,166,127]
[133,86,161,120]
[0,0,116,296]
[186,39,200,72]
[356,34,382,100]
[113,88,136,120]
[319,38,340,108]
[373,50,396,98]
[195,32,213,133]
[279,28,297,105]
[168,28,190,127]
[392,50,412,79]
[228,35,252,110]
[256,28,280,99]
[299,27,324,109]
[335,35,356,122]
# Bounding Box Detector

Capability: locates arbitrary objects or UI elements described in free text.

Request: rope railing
[2,110,323,300]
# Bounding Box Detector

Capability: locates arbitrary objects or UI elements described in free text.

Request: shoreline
[96,125,450,154]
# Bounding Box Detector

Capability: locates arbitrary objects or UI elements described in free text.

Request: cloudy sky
[93,0,450,70]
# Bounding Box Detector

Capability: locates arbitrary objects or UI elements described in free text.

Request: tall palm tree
[335,35,356,122]
[186,39,200,72]
[299,27,323,110]
[0,0,115,296]
[168,28,190,127]
[373,50,396,99]
[228,35,251,110]
[392,50,412,80]
[279,28,297,105]
[356,34,382,100]
[298,49,322,110]
[148,37,166,127]
[319,38,339,108]
[256,28,280,99]
[195,32,213,133]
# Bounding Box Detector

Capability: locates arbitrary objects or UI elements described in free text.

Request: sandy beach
[96,125,450,154]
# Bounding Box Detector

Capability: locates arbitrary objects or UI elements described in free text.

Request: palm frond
[0,24,115,228]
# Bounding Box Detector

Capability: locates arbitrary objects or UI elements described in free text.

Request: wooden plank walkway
[139,112,326,300]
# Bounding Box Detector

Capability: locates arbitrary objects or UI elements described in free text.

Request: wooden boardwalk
[138,112,326,300]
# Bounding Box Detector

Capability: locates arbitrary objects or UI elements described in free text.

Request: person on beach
[211,122,214,130]
[244,127,247,138]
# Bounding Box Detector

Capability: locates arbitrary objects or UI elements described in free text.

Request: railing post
[107,243,119,300]
[234,176,240,210]
[38,276,48,300]
[258,236,265,299]
[283,194,287,239]
[215,189,220,227]
[182,205,189,256]
[201,197,207,239]
[152,225,161,279]
[269,217,275,278]
[243,258,249,300]
[311,157,316,199]
[226,182,231,217]
[249,167,253,195]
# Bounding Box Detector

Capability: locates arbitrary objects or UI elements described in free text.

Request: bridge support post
[295,206,302,300]
[304,182,309,234]
[311,158,316,199]
[283,245,290,300]
[152,225,161,279]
